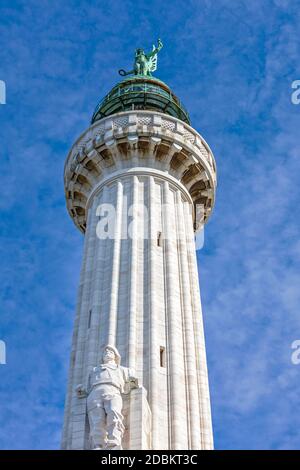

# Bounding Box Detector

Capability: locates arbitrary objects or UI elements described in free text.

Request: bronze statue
[119,39,163,77]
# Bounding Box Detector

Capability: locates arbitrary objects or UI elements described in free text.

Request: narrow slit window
[160,346,166,368]
[88,309,92,329]
[157,231,162,247]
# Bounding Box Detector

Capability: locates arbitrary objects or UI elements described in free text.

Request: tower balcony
[64,110,217,233]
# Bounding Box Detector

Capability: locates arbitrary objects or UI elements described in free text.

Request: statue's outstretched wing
[148,45,158,72]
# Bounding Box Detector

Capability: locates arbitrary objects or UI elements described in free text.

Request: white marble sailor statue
[76,344,138,450]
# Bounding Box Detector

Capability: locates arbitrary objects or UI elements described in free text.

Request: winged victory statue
[119,38,163,77]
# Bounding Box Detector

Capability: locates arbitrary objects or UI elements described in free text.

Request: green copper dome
[91,76,190,125]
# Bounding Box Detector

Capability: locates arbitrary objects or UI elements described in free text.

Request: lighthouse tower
[61,42,217,450]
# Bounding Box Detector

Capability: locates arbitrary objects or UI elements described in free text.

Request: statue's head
[102,344,121,365]
[135,48,144,57]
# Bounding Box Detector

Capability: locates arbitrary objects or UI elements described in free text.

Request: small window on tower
[157,231,162,247]
[160,346,166,368]
[88,309,92,329]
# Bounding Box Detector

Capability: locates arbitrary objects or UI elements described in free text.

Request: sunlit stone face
[103,348,116,364]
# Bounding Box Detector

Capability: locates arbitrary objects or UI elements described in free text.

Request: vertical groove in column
[116,179,130,362]
[175,192,201,449]
[69,199,98,449]
[61,255,85,447]
[97,186,114,360]
[160,181,171,450]
[174,191,189,448]
[149,176,159,449]
[183,202,214,450]
[107,180,123,346]
[128,176,139,371]
[86,187,108,370]
[139,179,147,389]
[162,181,187,449]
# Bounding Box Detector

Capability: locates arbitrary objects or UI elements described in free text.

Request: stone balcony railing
[64,111,217,232]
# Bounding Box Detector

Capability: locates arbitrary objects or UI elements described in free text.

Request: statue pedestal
[122,386,152,450]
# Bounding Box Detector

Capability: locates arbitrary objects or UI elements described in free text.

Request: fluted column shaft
[62,169,213,450]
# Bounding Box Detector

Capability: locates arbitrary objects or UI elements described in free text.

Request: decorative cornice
[64,111,217,233]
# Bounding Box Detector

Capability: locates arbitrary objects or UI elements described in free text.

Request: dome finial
[118,38,163,77]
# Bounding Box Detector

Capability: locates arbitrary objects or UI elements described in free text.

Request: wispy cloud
[0,0,300,449]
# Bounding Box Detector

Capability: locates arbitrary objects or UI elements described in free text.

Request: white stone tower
[61,44,217,450]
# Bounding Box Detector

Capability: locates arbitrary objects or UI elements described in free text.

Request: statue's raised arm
[146,38,163,59]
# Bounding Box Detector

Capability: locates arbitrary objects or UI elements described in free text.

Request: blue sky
[1,0,300,450]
